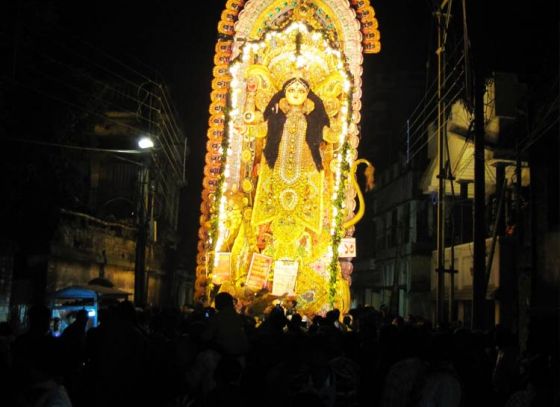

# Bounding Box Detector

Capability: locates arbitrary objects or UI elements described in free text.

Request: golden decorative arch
[195,0,380,312]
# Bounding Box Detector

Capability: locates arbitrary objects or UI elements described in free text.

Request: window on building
[371,220,377,255]
[402,203,410,243]
[385,264,394,288]
[399,262,408,286]
[377,218,385,250]
[389,209,398,247]
[416,200,430,242]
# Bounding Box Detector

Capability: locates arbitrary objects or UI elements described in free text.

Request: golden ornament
[242,178,253,192]
[241,149,252,163]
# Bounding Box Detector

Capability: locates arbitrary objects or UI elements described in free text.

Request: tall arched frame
[196,0,380,315]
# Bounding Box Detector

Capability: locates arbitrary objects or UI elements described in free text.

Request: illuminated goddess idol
[197,0,381,315]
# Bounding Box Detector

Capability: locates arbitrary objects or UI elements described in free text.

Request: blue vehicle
[50,284,130,335]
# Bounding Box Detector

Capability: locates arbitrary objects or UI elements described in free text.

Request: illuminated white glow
[138,136,154,149]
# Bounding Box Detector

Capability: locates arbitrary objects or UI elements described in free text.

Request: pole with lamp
[134,136,155,308]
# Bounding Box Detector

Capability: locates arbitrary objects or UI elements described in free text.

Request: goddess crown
[242,22,339,90]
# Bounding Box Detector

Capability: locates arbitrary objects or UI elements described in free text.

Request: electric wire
[20,37,187,180]
[158,86,185,142]
[19,21,165,100]
[6,76,151,135]
[402,34,466,125]
[521,115,559,153]
[7,18,187,230]
[2,136,144,154]
[15,61,163,129]
[402,41,466,144]
[406,85,466,163]
[8,63,184,197]
[406,80,466,157]
[27,44,162,116]
[403,57,466,159]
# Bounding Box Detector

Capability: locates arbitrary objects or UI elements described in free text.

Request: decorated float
[196,0,380,316]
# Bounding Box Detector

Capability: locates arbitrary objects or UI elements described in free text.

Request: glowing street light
[138,136,154,149]
[135,135,154,307]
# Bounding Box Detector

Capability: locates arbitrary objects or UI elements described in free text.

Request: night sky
[3,0,557,259]
[45,0,556,174]
[34,0,437,257]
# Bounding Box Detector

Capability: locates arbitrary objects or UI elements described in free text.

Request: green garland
[328,141,352,308]
[327,84,355,309]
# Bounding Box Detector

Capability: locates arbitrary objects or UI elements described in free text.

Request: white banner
[338,237,356,258]
[272,259,298,296]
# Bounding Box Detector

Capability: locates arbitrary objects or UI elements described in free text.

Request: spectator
[201,292,249,358]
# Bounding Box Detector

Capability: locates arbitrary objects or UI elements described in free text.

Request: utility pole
[447,163,457,322]
[471,3,488,331]
[435,1,449,326]
[134,156,153,308]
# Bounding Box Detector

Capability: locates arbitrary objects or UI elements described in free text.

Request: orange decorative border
[194,0,245,300]
[350,0,381,54]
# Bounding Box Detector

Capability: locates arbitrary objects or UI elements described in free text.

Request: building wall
[0,243,15,322]
[46,210,164,306]
[353,162,434,318]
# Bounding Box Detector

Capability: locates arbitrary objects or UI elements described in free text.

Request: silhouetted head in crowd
[214,292,235,311]
[290,313,302,326]
[214,355,243,385]
[117,300,137,323]
[28,304,52,335]
[287,313,303,333]
[75,309,89,325]
[392,315,404,327]
[494,324,516,349]
[0,321,12,336]
[326,309,340,324]
[292,391,324,407]
[267,305,288,330]
[428,332,454,362]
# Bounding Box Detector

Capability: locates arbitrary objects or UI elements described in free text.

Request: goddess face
[285,80,309,106]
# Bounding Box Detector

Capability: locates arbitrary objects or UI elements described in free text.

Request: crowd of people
[0,293,557,407]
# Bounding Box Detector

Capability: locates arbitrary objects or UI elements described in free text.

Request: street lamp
[138,136,155,150]
[134,136,154,308]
